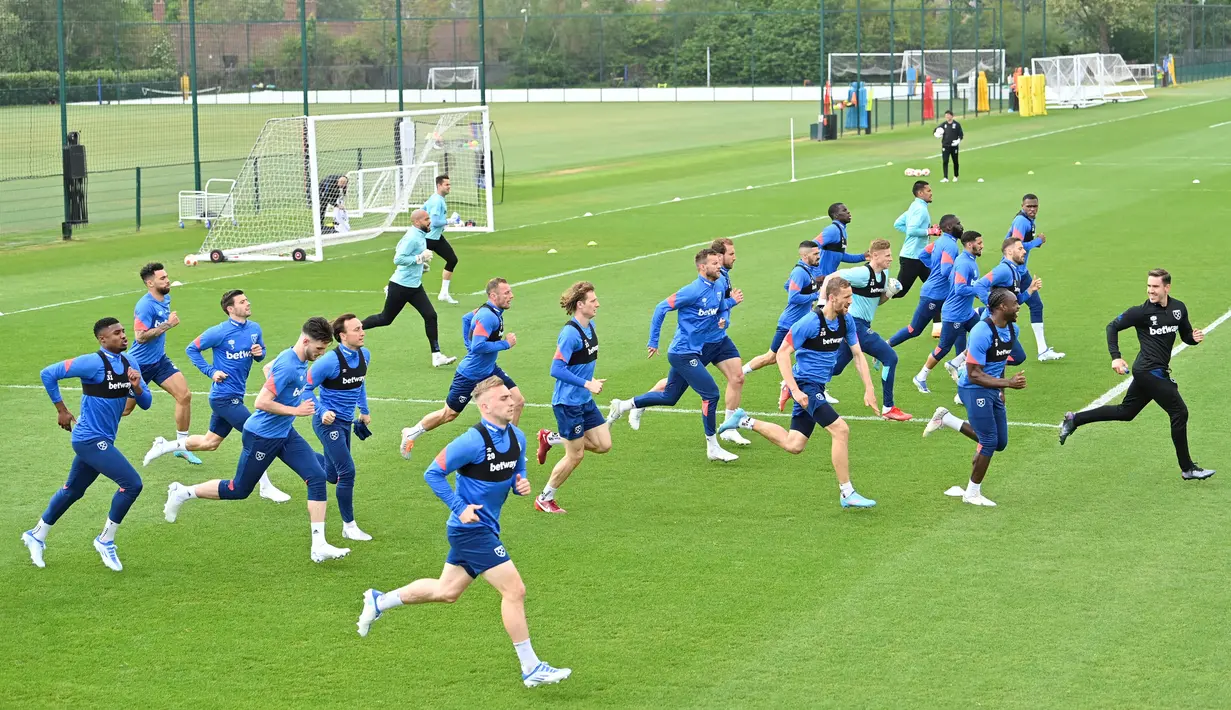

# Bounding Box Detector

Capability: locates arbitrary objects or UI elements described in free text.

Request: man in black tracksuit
[938,111,964,182]
[318,174,348,234]
[1058,268,1213,479]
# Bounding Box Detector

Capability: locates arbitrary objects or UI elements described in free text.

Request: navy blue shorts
[553,401,605,440]
[959,386,1009,458]
[138,355,180,385]
[769,326,790,353]
[208,397,251,438]
[789,379,840,437]
[446,366,517,412]
[445,525,511,578]
[701,336,741,366]
[223,428,327,501]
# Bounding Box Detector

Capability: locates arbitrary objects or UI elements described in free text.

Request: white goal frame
[827,49,1006,86]
[427,66,481,90]
[194,105,494,263]
[1031,53,1149,108]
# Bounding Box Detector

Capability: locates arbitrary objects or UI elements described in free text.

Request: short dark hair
[485,277,508,296]
[827,202,845,219]
[1148,268,1172,285]
[1022,193,1038,203]
[695,248,716,266]
[1002,236,1022,253]
[944,110,954,117]
[332,313,358,342]
[436,174,449,186]
[94,317,120,337]
[221,289,244,314]
[139,262,164,282]
[825,276,851,298]
[799,240,819,250]
[939,214,960,232]
[710,237,733,254]
[988,287,1017,312]
[302,316,333,344]
[912,181,929,197]
[961,230,982,245]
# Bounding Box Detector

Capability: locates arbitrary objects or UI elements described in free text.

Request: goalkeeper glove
[927,224,942,237]
[951,138,961,147]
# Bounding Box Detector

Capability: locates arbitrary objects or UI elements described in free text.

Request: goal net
[427,66,480,90]
[828,50,1005,86]
[1031,54,1148,108]
[195,106,494,262]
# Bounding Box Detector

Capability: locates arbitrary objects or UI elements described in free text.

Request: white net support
[828,49,1005,86]
[196,106,494,262]
[1031,53,1149,108]
[141,86,220,97]
[427,66,480,90]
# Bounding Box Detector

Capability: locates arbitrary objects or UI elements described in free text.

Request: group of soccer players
[20,177,1215,688]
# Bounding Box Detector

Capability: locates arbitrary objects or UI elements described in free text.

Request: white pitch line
[0,383,1058,429]
[1211,120,1231,129]
[470,216,830,295]
[1083,306,1231,410]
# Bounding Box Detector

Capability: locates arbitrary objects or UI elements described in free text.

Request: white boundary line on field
[2,95,1223,319]
[0,383,1058,429]
[1211,120,1231,129]
[1082,307,1231,410]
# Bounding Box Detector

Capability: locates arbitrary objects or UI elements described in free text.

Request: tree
[1047,0,1152,54]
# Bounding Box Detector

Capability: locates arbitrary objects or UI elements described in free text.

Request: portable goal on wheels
[1031,54,1149,108]
[194,105,493,263]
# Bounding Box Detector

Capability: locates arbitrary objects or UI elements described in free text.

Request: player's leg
[162,429,280,524]
[669,352,732,461]
[744,327,790,375]
[945,389,1001,506]
[922,400,981,441]
[493,368,525,425]
[1063,376,1152,443]
[426,237,460,303]
[893,257,923,300]
[1022,281,1063,360]
[360,281,412,330]
[89,443,144,571]
[889,296,938,346]
[278,428,349,561]
[151,365,199,464]
[401,373,474,458]
[951,149,959,179]
[861,329,910,419]
[1144,376,1205,476]
[315,418,368,539]
[942,149,951,180]
[482,560,571,686]
[713,341,750,446]
[537,403,608,512]
[358,562,476,636]
[719,404,811,454]
[404,284,456,366]
[22,447,103,568]
[915,320,964,392]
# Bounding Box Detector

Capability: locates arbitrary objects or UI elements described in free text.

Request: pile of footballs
[904,168,931,177]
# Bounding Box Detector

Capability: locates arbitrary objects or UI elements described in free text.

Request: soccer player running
[23,318,152,571]
[922,288,1027,507]
[814,203,868,275]
[606,249,741,462]
[355,376,571,688]
[162,317,352,564]
[1006,193,1065,361]
[893,181,944,336]
[937,110,964,183]
[142,289,291,502]
[534,282,611,514]
[889,214,963,347]
[1057,269,1213,480]
[360,208,457,368]
[400,278,523,458]
[304,314,375,541]
[717,277,879,508]
[126,262,199,464]
[742,241,826,378]
[825,239,913,421]
[424,175,461,304]
[912,231,986,394]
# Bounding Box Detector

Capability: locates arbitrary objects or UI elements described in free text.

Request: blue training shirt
[715,265,738,332]
[425,418,527,535]
[306,345,371,422]
[649,275,729,355]
[128,292,173,365]
[424,193,447,241]
[894,197,932,260]
[390,226,429,288]
[835,265,888,324]
[244,347,310,439]
[942,251,982,323]
[975,257,1022,305]
[920,234,961,300]
[959,319,1021,388]
[1007,212,1043,275]
[41,350,153,444]
[185,318,266,401]
[457,302,509,380]
[786,310,858,384]
[814,222,867,275]
[551,318,598,407]
[777,261,826,329]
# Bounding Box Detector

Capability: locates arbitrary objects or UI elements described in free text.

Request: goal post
[828,50,1006,87]
[195,105,494,263]
[1031,54,1149,108]
[427,66,480,90]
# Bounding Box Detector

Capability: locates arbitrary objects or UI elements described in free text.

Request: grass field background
[2,81,1230,707]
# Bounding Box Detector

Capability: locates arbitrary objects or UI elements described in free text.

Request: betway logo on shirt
[821,333,843,347]
[107,379,130,391]
[489,459,518,472]
[341,375,366,385]
[223,350,252,361]
[697,307,719,318]
[1149,325,1179,336]
[993,345,1013,358]
[585,344,599,355]
[292,386,306,398]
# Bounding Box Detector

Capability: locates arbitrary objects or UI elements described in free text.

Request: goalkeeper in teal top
[423,175,461,304]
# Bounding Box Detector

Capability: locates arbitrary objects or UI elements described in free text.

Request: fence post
[1153,5,1160,88]
[599,15,605,84]
[889,0,895,129]
[998,0,1004,112]
[819,0,826,121]
[300,0,309,116]
[1041,0,1047,56]
[975,0,980,117]
[479,0,487,105]
[856,0,863,135]
[1021,1,1026,73]
[189,0,201,191]
[947,0,954,114]
[57,0,70,237]
[136,167,142,232]
[395,0,404,110]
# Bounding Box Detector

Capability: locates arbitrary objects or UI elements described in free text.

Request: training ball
[977,178,985,183]
[921,168,931,176]
[1193,179,1201,184]
[183,254,198,267]
[934,126,945,139]
[904,168,915,177]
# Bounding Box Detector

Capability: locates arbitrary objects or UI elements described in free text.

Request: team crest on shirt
[1173,310,1182,320]
[976,398,986,407]
[228,339,235,348]
[1150,315,1158,325]
[329,430,340,441]
[254,451,266,461]
[96,441,108,451]
[494,545,507,558]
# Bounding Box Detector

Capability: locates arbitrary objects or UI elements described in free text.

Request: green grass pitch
[2,81,1230,707]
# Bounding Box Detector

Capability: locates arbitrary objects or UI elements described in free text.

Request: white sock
[948,352,965,370]
[1032,322,1048,354]
[181,485,198,500]
[545,432,564,446]
[741,363,753,375]
[310,521,325,545]
[942,413,965,432]
[738,416,757,430]
[616,399,636,415]
[343,520,359,530]
[705,434,719,447]
[99,519,119,544]
[176,431,189,442]
[839,481,855,497]
[31,518,52,542]
[258,473,275,490]
[166,438,187,453]
[540,485,557,501]
[513,639,540,675]
[440,278,451,297]
[881,405,892,414]
[917,367,930,381]
[376,591,404,612]
[407,423,427,441]
[966,480,981,497]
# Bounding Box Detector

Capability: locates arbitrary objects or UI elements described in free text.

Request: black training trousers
[942,147,960,179]
[425,237,459,272]
[1073,370,1192,471]
[361,281,440,352]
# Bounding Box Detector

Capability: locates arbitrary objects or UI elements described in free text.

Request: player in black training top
[936,110,963,183]
[1058,268,1213,480]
